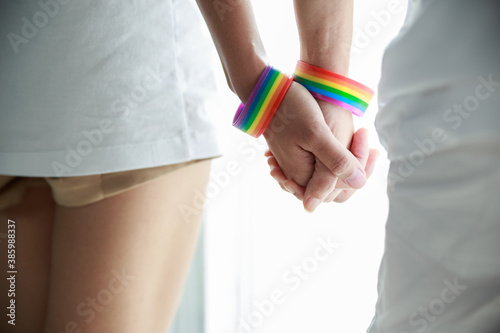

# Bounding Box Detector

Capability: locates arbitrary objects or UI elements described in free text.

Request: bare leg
[0,186,55,333]
[44,160,211,333]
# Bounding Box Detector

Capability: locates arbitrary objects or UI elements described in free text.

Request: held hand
[299,100,356,210]
[263,82,367,200]
[266,128,379,210]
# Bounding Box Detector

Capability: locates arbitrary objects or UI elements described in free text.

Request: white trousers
[370,75,500,333]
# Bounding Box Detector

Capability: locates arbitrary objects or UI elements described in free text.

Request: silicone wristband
[233,65,293,137]
[293,60,374,117]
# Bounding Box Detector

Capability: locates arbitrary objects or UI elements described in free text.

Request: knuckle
[321,177,337,192]
[329,154,352,176]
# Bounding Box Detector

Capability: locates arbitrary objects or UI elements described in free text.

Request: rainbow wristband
[293,60,374,117]
[233,65,293,137]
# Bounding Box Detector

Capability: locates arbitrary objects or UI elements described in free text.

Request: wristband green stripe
[243,71,280,131]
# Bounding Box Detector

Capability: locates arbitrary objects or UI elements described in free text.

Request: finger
[269,167,287,189]
[333,190,352,203]
[268,158,289,193]
[364,149,380,179]
[267,156,287,182]
[323,189,342,203]
[319,129,370,202]
[304,127,366,189]
[351,128,370,166]
[267,155,307,200]
[334,149,380,203]
[334,127,370,189]
[303,160,338,212]
[264,149,273,157]
[283,179,306,201]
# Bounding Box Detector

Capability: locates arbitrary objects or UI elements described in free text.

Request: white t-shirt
[0,0,221,177]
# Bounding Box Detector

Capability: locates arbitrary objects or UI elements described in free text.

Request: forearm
[293,0,353,75]
[195,0,267,102]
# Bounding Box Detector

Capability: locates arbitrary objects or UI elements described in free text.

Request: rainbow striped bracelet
[293,60,374,117]
[233,65,293,137]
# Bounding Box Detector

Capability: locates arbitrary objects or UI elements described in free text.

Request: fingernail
[283,183,295,195]
[345,168,366,189]
[304,197,321,213]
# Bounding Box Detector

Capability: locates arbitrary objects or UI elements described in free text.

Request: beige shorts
[0,159,210,211]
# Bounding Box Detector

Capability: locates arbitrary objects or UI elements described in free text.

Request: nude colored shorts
[0,159,209,211]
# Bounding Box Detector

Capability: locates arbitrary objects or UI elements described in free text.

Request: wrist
[293,60,374,117]
[227,55,268,103]
[295,0,353,76]
[300,44,350,77]
[232,65,294,138]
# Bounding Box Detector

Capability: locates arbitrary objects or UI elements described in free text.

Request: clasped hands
[262,81,379,212]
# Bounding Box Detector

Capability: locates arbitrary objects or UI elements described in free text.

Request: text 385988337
[6,219,17,326]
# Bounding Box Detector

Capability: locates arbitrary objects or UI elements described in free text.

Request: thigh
[44,160,211,333]
[0,185,55,333]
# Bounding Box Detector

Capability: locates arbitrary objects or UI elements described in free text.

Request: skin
[1,160,212,333]
[266,128,380,203]
[292,0,379,209]
[0,186,54,333]
[196,0,375,213]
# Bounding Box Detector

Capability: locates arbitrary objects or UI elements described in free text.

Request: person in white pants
[369,0,500,332]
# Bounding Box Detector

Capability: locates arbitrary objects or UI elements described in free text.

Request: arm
[294,0,353,75]
[289,0,381,211]
[196,0,366,206]
[289,0,361,210]
[294,0,355,146]
[194,0,267,103]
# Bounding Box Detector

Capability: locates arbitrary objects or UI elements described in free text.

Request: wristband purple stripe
[233,65,272,127]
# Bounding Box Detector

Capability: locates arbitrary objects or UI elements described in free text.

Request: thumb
[335,127,370,189]
[304,128,366,189]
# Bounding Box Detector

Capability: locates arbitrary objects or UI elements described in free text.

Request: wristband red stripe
[296,61,374,95]
[248,74,289,137]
